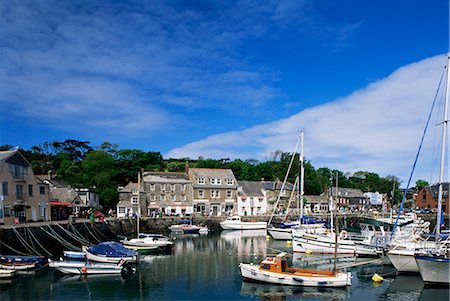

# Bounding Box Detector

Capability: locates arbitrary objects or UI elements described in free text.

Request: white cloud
[166,55,449,184]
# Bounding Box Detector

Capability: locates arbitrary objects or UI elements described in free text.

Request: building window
[210,178,221,185]
[10,164,27,179]
[211,190,220,198]
[182,184,186,191]
[39,186,45,195]
[118,207,126,214]
[161,195,166,201]
[28,184,33,197]
[226,190,233,198]
[181,195,186,201]
[16,185,23,200]
[150,184,155,191]
[227,179,234,185]
[171,184,175,191]
[131,196,138,204]
[198,190,205,198]
[2,182,8,195]
[39,205,46,218]
[150,194,156,201]
[161,184,166,191]
[197,178,205,184]
[172,195,176,201]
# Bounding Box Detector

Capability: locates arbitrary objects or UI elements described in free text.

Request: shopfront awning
[49,201,73,207]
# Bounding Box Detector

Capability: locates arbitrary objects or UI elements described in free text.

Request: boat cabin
[259,253,288,273]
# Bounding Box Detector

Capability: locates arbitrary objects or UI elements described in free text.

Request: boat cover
[88,242,138,257]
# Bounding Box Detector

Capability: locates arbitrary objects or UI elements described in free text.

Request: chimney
[185,161,189,174]
[48,170,53,180]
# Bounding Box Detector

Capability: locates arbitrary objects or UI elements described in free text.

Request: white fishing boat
[49,259,133,275]
[239,252,351,287]
[121,233,173,254]
[0,269,17,278]
[220,215,267,230]
[0,262,37,270]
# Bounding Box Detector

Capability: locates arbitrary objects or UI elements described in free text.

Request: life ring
[339,230,348,240]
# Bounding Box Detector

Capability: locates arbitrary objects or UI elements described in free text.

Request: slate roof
[189,168,238,188]
[424,182,450,198]
[238,181,264,196]
[143,171,190,183]
[329,187,366,198]
[262,181,296,191]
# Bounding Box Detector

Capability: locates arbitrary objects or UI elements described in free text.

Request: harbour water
[0,230,448,301]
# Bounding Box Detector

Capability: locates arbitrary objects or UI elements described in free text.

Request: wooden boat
[0,262,37,270]
[0,269,17,278]
[239,252,351,287]
[220,216,267,230]
[82,241,139,263]
[49,259,133,275]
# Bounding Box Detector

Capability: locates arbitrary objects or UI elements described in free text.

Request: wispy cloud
[166,55,449,184]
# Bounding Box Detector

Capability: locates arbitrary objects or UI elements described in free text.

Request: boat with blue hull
[82,241,139,264]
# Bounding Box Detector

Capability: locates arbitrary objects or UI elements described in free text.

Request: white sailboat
[415,55,450,285]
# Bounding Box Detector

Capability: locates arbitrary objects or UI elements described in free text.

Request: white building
[237,181,267,216]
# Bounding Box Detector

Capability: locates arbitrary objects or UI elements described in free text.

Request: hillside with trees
[1,140,404,209]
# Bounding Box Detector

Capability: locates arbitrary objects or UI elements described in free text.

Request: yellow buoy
[286,240,292,245]
[305,249,312,255]
[266,235,271,240]
[372,273,383,282]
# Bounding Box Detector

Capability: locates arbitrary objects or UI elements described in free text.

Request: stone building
[188,168,238,216]
[261,181,297,214]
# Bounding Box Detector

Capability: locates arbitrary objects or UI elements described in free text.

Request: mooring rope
[90,223,111,241]
[25,227,53,257]
[83,222,102,243]
[47,224,82,251]
[12,227,39,255]
[39,226,81,251]
[0,239,31,255]
[69,223,90,244]
[55,223,89,245]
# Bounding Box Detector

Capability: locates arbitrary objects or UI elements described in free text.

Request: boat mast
[300,130,304,221]
[137,169,142,236]
[436,55,449,238]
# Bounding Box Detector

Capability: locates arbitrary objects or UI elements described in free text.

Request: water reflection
[240,281,350,300]
[220,229,268,258]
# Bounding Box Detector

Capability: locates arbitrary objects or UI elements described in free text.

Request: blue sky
[1,0,449,185]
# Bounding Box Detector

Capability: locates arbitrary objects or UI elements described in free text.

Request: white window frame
[131,196,138,204]
[171,195,176,201]
[227,179,234,185]
[226,190,233,198]
[211,190,220,198]
[198,190,205,198]
[150,184,155,191]
[197,178,205,185]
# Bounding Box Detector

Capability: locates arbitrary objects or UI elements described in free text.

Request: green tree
[415,179,429,190]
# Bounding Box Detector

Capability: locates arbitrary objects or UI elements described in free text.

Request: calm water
[0,230,448,301]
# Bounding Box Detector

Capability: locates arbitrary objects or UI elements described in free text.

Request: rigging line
[390,66,447,240]
[26,227,53,257]
[268,133,302,225]
[11,227,39,255]
[55,223,89,245]
[39,226,76,250]
[0,239,31,256]
[69,223,91,244]
[25,226,38,252]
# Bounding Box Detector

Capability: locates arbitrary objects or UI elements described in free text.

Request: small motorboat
[49,259,134,275]
[239,252,352,287]
[82,241,139,264]
[220,216,267,230]
[170,224,200,234]
[0,269,17,278]
[0,255,48,266]
[121,233,173,254]
[63,251,87,261]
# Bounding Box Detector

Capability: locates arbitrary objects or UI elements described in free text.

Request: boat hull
[82,246,139,264]
[239,263,351,287]
[415,255,450,285]
[292,234,356,254]
[387,249,419,273]
[220,222,267,230]
[268,228,292,240]
[49,260,125,275]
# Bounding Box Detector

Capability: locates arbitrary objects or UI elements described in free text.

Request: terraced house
[188,168,238,216]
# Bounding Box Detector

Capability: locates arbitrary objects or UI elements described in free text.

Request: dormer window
[197,178,205,184]
[227,179,234,185]
[210,178,221,185]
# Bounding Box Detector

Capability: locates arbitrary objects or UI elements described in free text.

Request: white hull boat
[267,227,292,240]
[121,233,173,253]
[415,254,450,285]
[49,259,131,275]
[82,242,139,264]
[220,216,267,230]
[387,248,419,273]
[239,252,351,287]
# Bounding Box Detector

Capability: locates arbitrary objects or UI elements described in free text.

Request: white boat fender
[340,230,348,240]
[372,273,383,282]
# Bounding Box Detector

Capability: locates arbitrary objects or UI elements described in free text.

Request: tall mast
[300,131,304,220]
[436,55,449,238]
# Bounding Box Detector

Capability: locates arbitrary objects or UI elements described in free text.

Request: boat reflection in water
[240,281,350,300]
[386,274,449,301]
[220,229,268,258]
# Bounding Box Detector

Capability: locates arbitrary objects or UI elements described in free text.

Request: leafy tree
[0,144,13,151]
[415,179,429,190]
